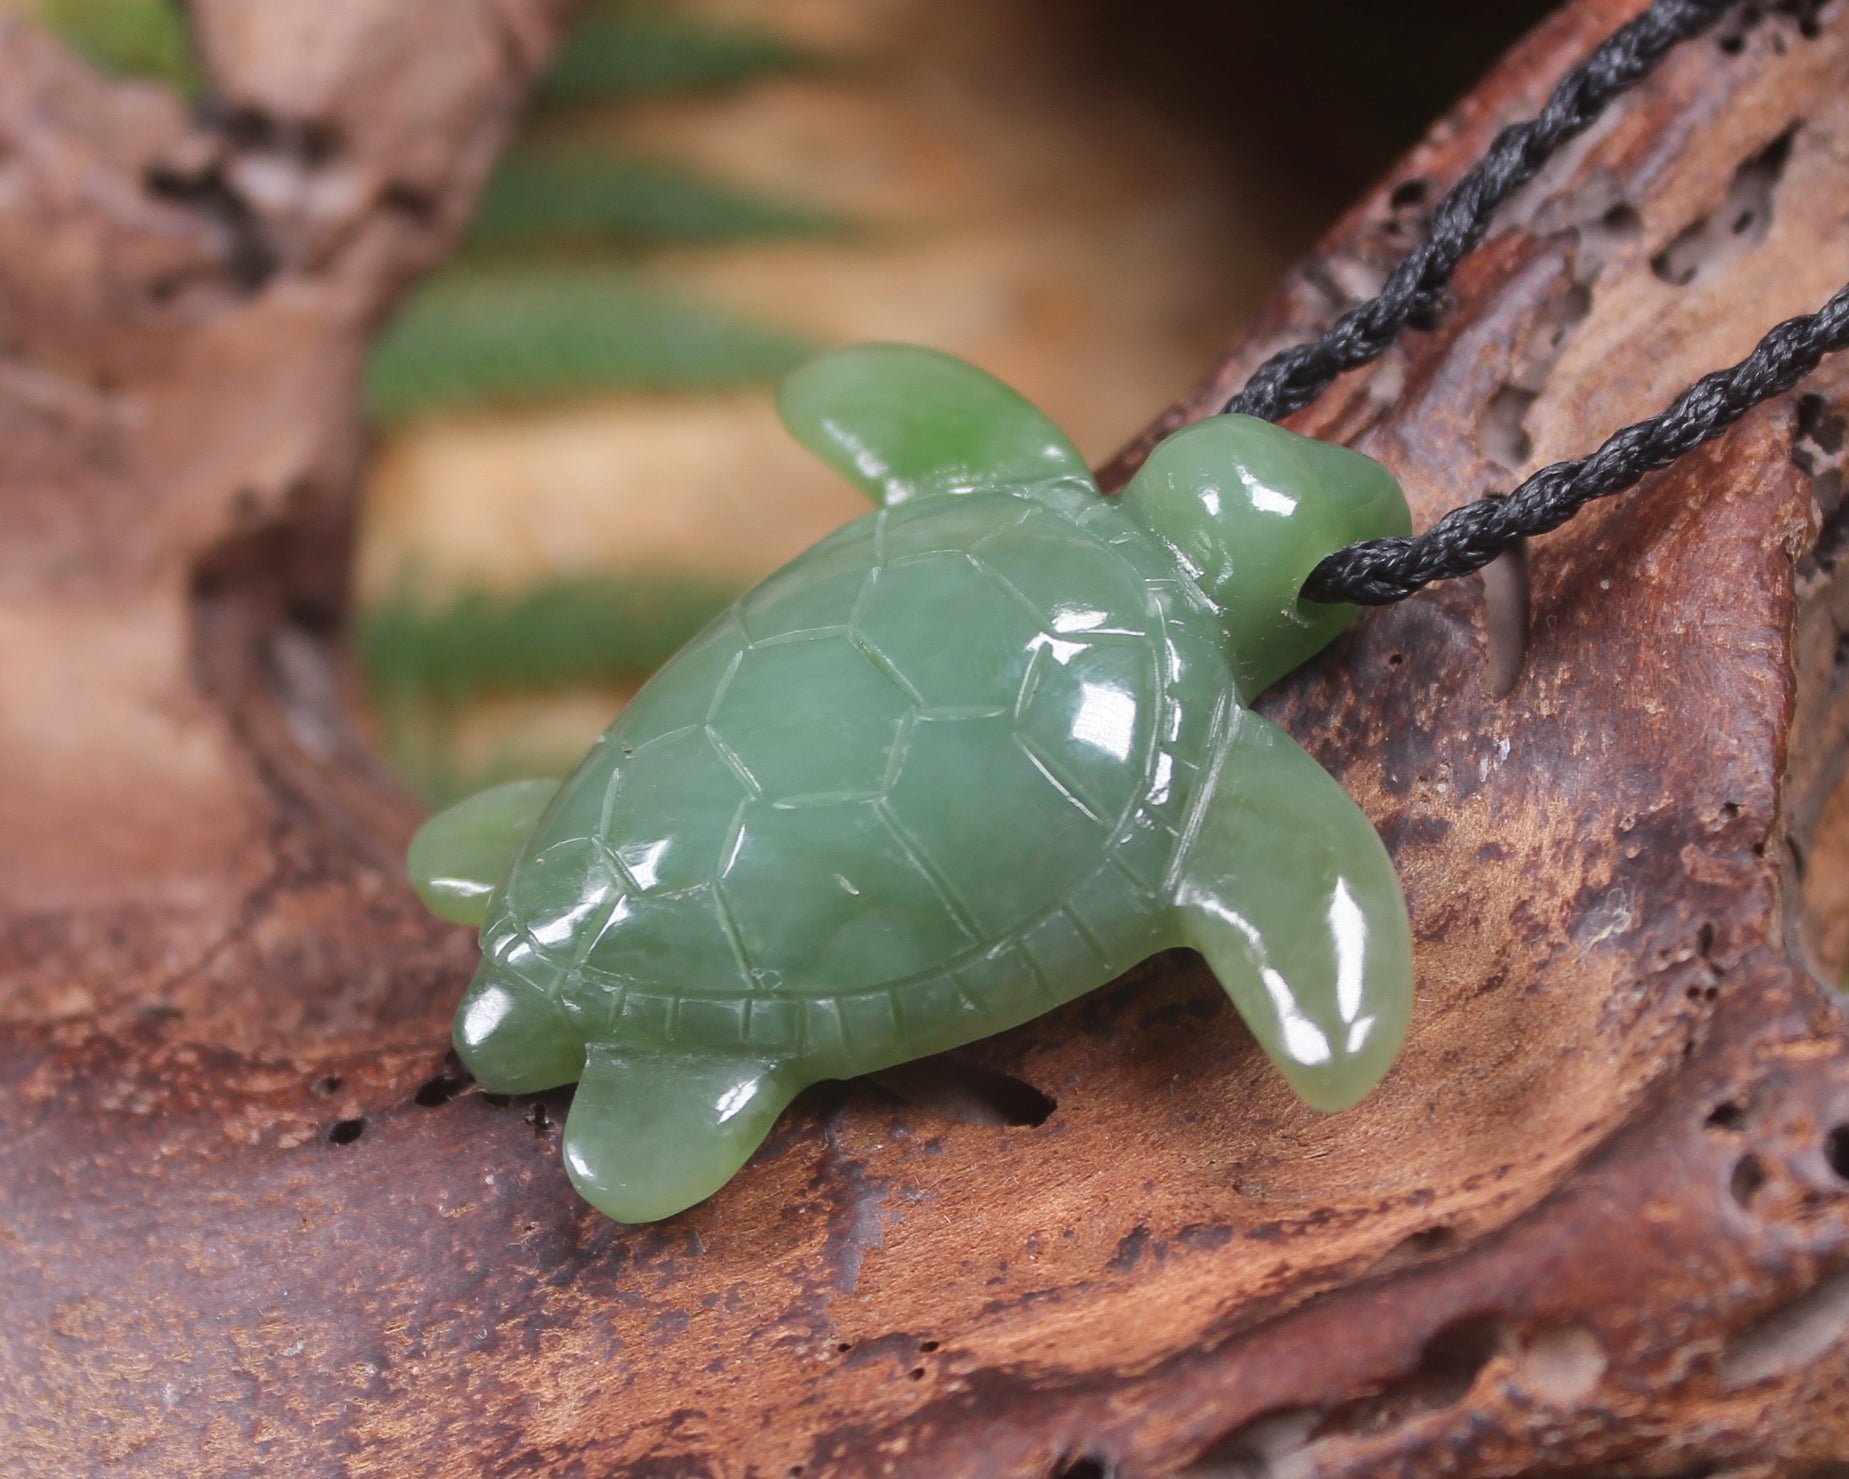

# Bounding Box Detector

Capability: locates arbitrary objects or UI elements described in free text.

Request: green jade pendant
[408,345,1414,1223]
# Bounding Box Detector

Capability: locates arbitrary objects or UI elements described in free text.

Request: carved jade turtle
[408,344,1414,1223]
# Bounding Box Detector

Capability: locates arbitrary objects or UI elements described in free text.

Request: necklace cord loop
[1303,281,1849,604]
[1223,0,1846,606]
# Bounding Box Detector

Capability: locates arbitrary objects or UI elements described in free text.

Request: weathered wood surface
[5,2,1849,1474]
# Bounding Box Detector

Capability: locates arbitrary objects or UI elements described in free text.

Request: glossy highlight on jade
[408,344,1415,1224]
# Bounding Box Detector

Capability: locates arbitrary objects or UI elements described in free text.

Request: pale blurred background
[36,0,1549,799]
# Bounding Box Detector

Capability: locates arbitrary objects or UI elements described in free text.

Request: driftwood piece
[5,1,1849,1474]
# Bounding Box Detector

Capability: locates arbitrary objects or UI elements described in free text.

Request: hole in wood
[1824,1125,1849,1183]
[1719,1266,1849,1389]
[1600,202,1643,237]
[1372,1223,1459,1277]
[1400,1225,1457,1256]
[1650,128,1795,287]
[1414,1316,1507,1394]
[414,1072,469,1109]
[1515,1324,1607,1406]
[1731,1151,1768,1208]
[1706,1099,1748,1132]
[329,1117,366,1145]
[1478,387,1537,470]
[1480,541,1531,697]
[1308,1316,1509,1442]
[418,1051,469,1100]
[1186,1407,1321,1475]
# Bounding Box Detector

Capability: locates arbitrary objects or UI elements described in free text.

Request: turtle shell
[482,484,1228,1075]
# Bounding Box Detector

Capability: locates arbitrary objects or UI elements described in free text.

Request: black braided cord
[1217,0,1849,605]
[1223,0,1737,423]
[1302,279,1849,604]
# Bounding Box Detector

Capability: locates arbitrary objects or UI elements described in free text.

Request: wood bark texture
[4,1,1849,1475]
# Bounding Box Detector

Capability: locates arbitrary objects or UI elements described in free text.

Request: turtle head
[1121,414,1410,698]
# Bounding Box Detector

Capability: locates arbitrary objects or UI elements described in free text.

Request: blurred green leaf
[360,572,738,706]
[382,728,565,808]
[467,151,846,253]
[366,268,816,421]
[541,4,814,108]
[42,0,197,95]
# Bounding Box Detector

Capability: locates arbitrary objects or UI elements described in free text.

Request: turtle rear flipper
[408,778,561,925]
[563,1046,805,1223]
[1173,707,1412,1113]
[778,343,1093,507]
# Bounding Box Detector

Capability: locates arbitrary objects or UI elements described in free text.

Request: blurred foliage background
[41,0,1550,802]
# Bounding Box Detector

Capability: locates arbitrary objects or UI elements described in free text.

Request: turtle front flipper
[1172,707,1412,1112]
[408,778,562,925]
[562,1046,805,1223]
[777,343,1093,506]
